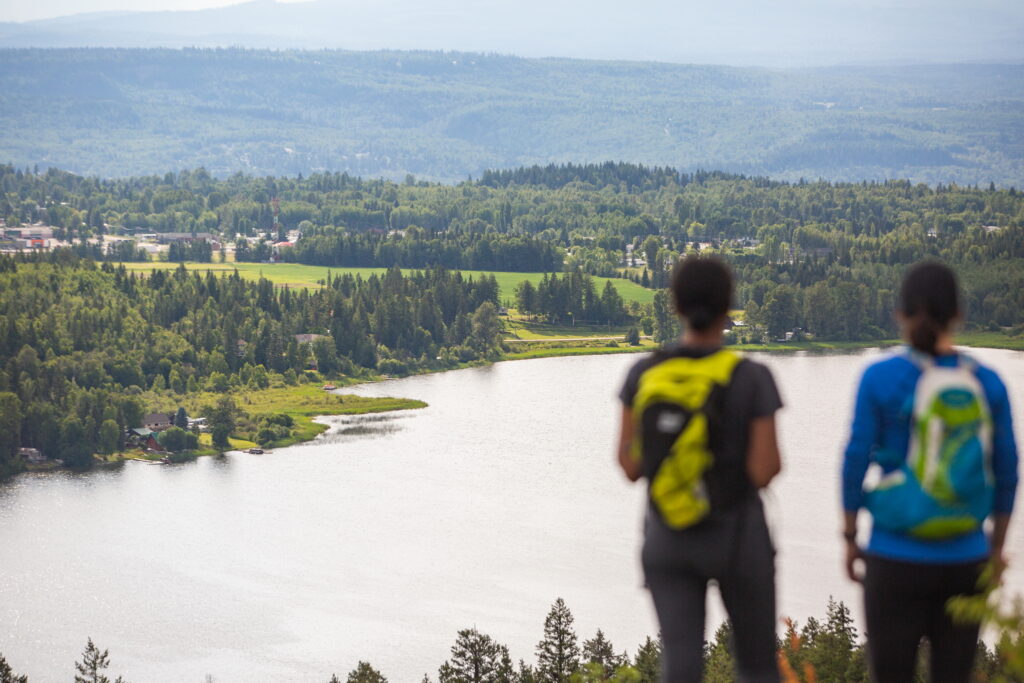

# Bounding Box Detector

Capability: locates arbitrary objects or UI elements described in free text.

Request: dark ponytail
[671,256,733,332]
[899,261,960,356]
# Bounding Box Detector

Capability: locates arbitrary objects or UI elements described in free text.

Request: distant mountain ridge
[3,0,1024,67]
[0,48,1022,185]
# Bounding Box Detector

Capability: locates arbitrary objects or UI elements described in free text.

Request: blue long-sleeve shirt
[842,349,1019,563]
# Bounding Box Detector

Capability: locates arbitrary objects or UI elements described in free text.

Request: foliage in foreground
[6,593,1023,682]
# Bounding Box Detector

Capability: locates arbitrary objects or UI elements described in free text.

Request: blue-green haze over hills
[1,48,1023,185]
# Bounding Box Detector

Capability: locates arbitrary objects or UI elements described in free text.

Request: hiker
[841,261,1019,682]
[617,256,783,682]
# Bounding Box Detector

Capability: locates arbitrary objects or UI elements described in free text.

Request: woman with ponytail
[841,261,1018,682]
[617,256,783,682]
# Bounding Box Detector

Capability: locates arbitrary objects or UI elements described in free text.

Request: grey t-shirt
[619,345,783,517]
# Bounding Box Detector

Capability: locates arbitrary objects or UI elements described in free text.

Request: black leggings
[864,555,984,683]
[642,497,779,683]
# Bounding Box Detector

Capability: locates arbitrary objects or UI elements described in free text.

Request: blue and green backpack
[866,351,995,540]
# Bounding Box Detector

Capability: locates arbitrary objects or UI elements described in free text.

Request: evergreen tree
[516,661,538,683]
[536,598,581,683]
[631,637,661,683]
[60,416,93,468]
[582,629,620,679]
[174,407,188,429]
[702,621,734,682]
[0,392,22,476]
[651,290,679,346]
[515,280,537,316]
[438,628,514,683]
[806,598,863,681]
[0,653,28,683]
[346,661,388,683]
[73,638,125,683]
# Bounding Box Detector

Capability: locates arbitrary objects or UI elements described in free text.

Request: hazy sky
[1,0,308,22]
[5,0,1022,24]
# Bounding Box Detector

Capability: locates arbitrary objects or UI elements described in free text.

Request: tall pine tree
[536,598,580,683]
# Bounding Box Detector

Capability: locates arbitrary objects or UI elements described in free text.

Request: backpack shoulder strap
[956,352,978,373]
[901,346,934,371]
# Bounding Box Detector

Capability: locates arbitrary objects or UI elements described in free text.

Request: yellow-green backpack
[631,350,743,529]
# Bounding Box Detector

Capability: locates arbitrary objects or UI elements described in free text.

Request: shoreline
[21,387,426,476]
[17,334,1021,477]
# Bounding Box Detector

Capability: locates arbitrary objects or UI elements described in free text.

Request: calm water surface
[1,348,1022,682]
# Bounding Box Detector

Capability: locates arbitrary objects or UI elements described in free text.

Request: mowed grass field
[118,261,654,304]
[505,318,640,340]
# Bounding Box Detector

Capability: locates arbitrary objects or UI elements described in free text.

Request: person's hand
[845,539,865,583]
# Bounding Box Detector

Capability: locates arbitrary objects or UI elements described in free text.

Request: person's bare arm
[746,415,781,488]
[617,405,641,482]
[991,513,1011,583]
[843,509,865,583]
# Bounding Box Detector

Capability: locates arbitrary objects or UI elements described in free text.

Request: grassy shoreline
[489,332,1024,364]
[21,331,1021,475]
[23,385,427,472]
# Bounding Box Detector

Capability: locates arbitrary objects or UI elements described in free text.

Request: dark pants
[864,554,984,683]
[642,496,779,683]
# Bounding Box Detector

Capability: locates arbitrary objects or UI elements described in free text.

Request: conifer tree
[702,621,735,683]
[582,629,620,679]
[0,392,22,475]
[438,628,514,683]
[806,598,863,681]
[73,638,125,683]
[651,290,679,345]
[631,637,660,683]
[516,660,537,683]
[536,598,580,683]
[346,661,388,682]
[0,653,28,683]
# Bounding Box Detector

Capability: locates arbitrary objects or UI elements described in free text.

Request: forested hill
[1,48,1023,185]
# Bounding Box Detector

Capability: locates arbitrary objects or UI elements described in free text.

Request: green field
[503,342,655,361]
[505,319,641,340]
[118,261,654,304]
[955,331,1024,351]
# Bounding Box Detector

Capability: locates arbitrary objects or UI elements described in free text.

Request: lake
[1,348,1022,682]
